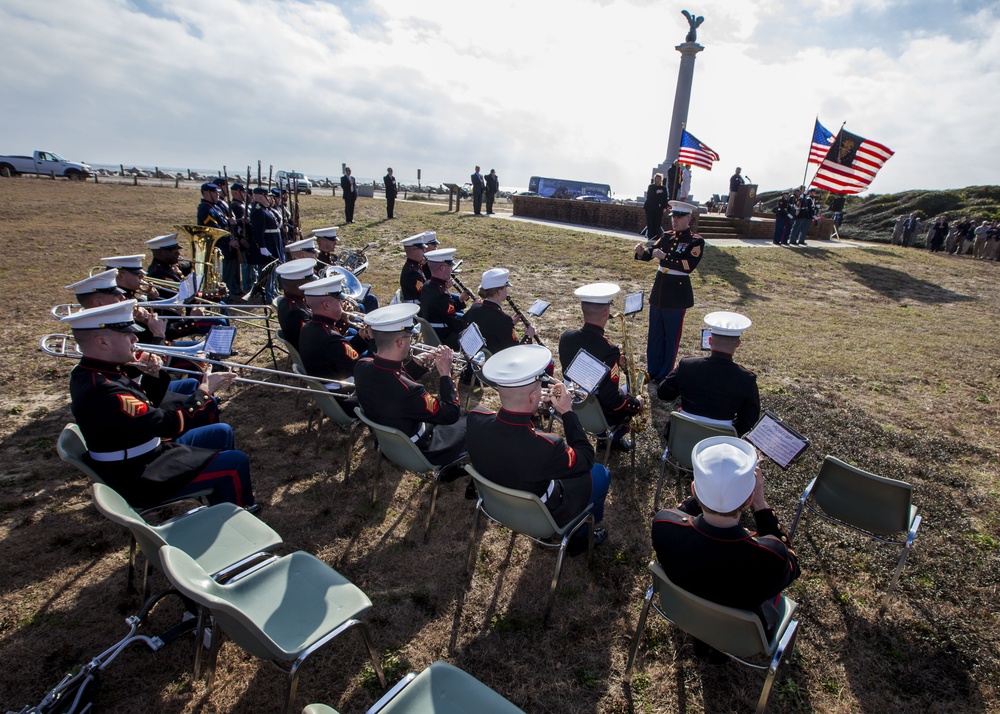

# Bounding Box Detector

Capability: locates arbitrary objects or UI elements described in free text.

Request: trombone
[39,334,356,397]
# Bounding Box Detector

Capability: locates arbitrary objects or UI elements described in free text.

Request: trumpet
[39,334,355,397]
[540,381,588,402]
[408,343,485,370]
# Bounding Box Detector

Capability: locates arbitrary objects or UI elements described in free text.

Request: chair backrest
[276,329,306,371]
[371,660,526,714]
[90,483,169,562]
[158,544,279,660]
[648,562,772,659]
[666,411,737,470]
[414,316,441,348]
[354,407,437,473]
[812,455,914,535]
[57,423,105,483]
[467,465,561,541]
[572,394,610,435]
[292,364,357,427]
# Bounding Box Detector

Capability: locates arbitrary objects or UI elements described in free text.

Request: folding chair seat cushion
[368,660,526,714]
[91,483,282,578]
[160,547,373,661]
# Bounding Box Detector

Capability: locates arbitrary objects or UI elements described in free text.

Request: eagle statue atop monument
[681,10,704,43]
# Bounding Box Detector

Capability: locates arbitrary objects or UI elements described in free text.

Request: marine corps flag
[810,129,894,195]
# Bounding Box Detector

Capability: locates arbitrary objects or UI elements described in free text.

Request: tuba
[175,224,229,297]
[616,311,649,433]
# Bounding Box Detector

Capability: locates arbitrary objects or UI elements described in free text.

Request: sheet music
[565,349,609,395]
[204,325,236,356]
[624,291,644,315]
[460,322,486,358]
[177,273,198,301]
[744,411,811,469]
[527,299,550,317]
[701,328,712,350]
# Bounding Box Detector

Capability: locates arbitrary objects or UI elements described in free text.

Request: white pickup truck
[0,150,92,179]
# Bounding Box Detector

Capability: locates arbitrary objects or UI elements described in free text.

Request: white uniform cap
[423,231,439,245]
[275,258,317,280]
[668,200,699,214]
[691,436,758,512]
[482,345,553,387]
[312,226,339,239]
[302,274,345,297]
[364,303,421,332]
[480,268,511,290]
[703,311,752,337]
[145,233,180,249]
[574,282,620,304]
[400,233,428,247]
[424,248,457,264]
[66,269,123,295]
[60,299,142,333]
[286,237,317,253]
[101,254,145,270]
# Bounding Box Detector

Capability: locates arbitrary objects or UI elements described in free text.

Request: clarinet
[505,295,544,346]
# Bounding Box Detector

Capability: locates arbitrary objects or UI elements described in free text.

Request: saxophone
[616,311,649,433]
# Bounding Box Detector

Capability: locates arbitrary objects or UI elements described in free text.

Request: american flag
[677,129,720,171]
[810,129,894,195]
[808,119,836,165]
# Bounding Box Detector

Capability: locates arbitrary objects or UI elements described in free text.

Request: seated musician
[313,226,379,314]
[558,283,642,452]
[419,248,472,350]
[299,274,368,409]
[61,300,257,511]
[399,233,429,304]
[145,233,190,288]
[657,311,760,436]
[467,344,610,550]
[354,304,467,470]
[285,236,319,262]
[651,437,799,647]
[99,256,168,344]
[274,258,317,350]
[463,268,536,354]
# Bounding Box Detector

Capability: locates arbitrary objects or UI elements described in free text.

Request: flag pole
[800,116,819,190]
[805,121,846,190]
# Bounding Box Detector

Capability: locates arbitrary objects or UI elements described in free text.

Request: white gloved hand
[260,247,272,257]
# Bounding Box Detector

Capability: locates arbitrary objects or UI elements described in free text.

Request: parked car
[575,194,612,203]
[0,150,92,179]
[275,170,312,194]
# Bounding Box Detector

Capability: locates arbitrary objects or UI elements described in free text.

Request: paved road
[498,214,865,248]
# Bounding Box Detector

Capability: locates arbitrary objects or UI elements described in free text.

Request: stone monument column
[654,41,704,177]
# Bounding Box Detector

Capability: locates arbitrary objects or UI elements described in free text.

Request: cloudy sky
[2,0,997,199]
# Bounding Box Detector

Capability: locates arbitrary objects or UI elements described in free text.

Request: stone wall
[511,196,700,234]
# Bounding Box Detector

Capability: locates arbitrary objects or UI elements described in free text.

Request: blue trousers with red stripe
[173,424,255,507]
[647,306,686,380]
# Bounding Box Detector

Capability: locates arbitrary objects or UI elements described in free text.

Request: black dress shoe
[245,503,263,516]
[611,435,634,452]
[439,464,468,483]
[567,527,607,556]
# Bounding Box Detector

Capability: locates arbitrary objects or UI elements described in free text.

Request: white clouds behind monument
[1,0,996,199]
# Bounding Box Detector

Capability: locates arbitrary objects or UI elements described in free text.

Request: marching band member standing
[634,200,705,382]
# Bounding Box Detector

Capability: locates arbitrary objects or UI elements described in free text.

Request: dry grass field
[1,179,998,713]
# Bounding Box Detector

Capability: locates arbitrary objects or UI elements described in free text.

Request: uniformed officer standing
[197,182,241,297]
[772,192,793,245]
[419,248,472,349]
[274,258,317,350]
[229,181,251,292]
[658,312,760,436]
[249,187,282,300]
[788,188,816,246]
[399,233,429,303]
[633,200,705,382]
[643,173,670,240]
[467,344,610,548]
[558,283,642,451]
[384,167,398,219]
[463,268,535,354]
[61,300,257,510]
[651,437,799,641]
[354,304,467,469]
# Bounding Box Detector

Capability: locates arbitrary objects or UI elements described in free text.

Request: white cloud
[0,0,996,198]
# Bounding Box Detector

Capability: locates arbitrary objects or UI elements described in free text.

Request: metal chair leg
[756,619,799,714]
[879,515,921,617]
[544,538,569,625]
[624,584,655,678]
[424,471,442,543]
[127,536,137,592]
[653,449,669,511]
[370,449,382,504]
[465,501,484,574]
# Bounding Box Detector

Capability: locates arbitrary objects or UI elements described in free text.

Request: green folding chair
[355,407,465,542]
[653,411,737,510]
[625,562,800,714]
[414,316,442,348]
[465,465,595,624]
[291,364,362,467]
[159,545,386,714]
[571,394,613,466]
[90,483,282,601]
[789,455,922,616]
